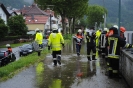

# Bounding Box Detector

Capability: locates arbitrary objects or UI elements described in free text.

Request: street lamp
[46,5,54,32]
[118,0,121,35]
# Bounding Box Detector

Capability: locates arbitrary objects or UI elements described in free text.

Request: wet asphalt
[0,41,129,88]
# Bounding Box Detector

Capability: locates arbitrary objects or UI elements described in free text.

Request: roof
[0,3,11,17]
[23,4,49,16]
[7,8,18,16]
[25,15,49,24]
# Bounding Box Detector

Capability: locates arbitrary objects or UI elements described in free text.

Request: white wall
[0,7,7,24]
[124,31,133,44]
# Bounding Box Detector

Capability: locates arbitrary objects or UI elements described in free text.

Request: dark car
[19,44,33,56]
[0,51,16,66]
[42,39,48,48]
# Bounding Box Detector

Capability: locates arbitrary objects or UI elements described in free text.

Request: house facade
[0,3,10,24]
[21,4,50,34]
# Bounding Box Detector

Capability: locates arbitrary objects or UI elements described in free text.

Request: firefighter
[6,44,12,54]
[99,28,108,58]
[107,26,133,78]
[95,28,102,58]
[85,27,96,61]
[6,44,12,63]
[35,28,43,56]
[48,24,64,67]
[73,29,83,56]
[120,26,126,40]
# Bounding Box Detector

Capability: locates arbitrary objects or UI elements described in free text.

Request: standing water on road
[0,41,129,88]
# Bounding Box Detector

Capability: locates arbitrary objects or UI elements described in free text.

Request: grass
[0,39,70,81]
[0,49,48,81]
[0,42,33,48]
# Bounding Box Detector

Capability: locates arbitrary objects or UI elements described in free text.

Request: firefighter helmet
[6,44,11,47]
[104,28,108,32]
[120,27,126,33]
[52,24,58,30]
[78,29,82,33]
[113,25,118,29]
[35,28,40,32]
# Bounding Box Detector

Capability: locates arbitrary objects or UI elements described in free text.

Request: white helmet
[113,25,118,29]
[78,29,82,33]
[35,28,40,32]
[6,44,10,47]
[104,28,108,31]
[52,24,58,30]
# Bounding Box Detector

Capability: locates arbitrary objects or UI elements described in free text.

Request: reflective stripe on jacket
[95,30,101,46]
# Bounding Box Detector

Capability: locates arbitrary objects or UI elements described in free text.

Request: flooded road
[0,41,129,88]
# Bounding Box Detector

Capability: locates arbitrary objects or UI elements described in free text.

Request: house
[0,3,11,24]
[7,7,18,16]
[21,3,50,34]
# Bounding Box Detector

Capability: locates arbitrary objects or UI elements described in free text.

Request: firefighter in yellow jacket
[95,29,102,58]
[35,28,43,56]
[48,24,64,67]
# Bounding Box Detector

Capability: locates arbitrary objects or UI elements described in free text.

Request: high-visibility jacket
[95,30,101,47]
[35,32,43,44]
[48,33,64,51]
[107,31,133,59]
[73,34,83,45]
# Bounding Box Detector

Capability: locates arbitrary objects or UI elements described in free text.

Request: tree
[0,18,8,41]
[86,5,107,28]
[35,0,89,34]
[7,15,28,35]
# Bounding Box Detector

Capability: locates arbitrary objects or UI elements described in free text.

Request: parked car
[19,44,33,56]
[0,51,16,66]
[42,39,48,48]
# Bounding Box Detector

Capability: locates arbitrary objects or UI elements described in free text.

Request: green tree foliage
[86,5,107,27]
[7,15,28,35]
[0,19,8,41]
[35,0,89,33]
[89,0,133,30]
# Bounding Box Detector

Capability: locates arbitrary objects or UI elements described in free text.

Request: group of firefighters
[5,23,133,79]
[73,25,133,78]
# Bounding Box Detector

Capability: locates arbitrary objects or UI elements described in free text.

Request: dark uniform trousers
[108,57,119,78]
[87,44,96,60]
[52,50,61,66]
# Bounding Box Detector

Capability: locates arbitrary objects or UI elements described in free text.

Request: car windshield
[0,52,4,57]
[21,44,32,49]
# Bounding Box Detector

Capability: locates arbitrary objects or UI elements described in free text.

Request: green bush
[63,34,72,40]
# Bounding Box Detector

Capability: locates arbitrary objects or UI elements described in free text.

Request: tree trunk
[72,17,75,34]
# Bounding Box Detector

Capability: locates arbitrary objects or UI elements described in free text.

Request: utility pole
[103,0,106,29]
[118,0,121,35]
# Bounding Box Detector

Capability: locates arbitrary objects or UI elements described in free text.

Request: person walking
[95,28,102,58]
[73,29,83,56]
[35,28,43,56]
[48,24,64,67]
[107,25,133,78]
[84,27,96,61]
